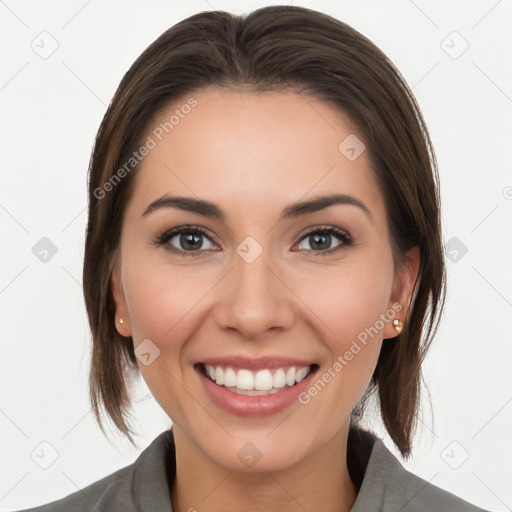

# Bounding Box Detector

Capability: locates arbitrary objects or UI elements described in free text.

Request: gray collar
[131,427,485,512]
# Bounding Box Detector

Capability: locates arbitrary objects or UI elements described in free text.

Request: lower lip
[196,365,318,417]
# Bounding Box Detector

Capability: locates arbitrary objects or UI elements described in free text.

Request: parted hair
[83,5,446,457]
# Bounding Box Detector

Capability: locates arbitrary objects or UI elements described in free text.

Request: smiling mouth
[195,362,320,396]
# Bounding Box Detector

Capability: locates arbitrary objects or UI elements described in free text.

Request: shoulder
[10,428,175,512]
[10,463,136,512]
[354,437,493,512]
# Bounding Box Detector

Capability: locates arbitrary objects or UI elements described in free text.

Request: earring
[119,318,124,324]
[392,318,402,333]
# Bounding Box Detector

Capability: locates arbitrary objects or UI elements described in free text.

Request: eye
[153,225,218,256]
[153,224,353,257]
[295,226,352,255]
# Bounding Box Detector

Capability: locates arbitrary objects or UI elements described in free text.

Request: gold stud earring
[392,318,402,333]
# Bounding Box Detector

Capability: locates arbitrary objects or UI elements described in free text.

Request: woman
[15,5,491,512]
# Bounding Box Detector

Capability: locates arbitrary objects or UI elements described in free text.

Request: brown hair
[83,5,446,458]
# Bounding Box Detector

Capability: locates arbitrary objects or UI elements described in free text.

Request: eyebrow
[141,193,372,222]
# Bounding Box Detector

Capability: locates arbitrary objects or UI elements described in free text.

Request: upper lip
[197,356,318,371]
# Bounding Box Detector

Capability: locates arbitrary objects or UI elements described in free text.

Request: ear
[383,245,420,339]
[111,260,132,338]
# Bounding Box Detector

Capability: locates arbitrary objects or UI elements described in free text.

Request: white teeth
[237,369,255,390]
[223,367,237,387]
[203,364,313,392]
[254,369,273,390]
[295,366,309,383]
[273,368,287,388]
[285,367,296,386]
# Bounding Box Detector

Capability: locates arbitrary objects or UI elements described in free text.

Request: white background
[1,0,511,511]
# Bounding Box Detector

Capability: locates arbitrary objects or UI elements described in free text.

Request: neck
[169,423,358,512]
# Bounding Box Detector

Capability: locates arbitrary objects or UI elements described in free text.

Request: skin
[112,86,420,512]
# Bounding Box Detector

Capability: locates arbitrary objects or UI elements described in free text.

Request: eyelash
[152,224,353,258]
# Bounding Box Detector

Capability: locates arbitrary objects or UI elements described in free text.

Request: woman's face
[112,87,419,471]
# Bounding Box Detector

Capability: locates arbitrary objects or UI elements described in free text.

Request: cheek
[292,255,394,344]
[122,252,213,345]
[292,262,393,417]
[124,246,394,347]
[121,256,210,419]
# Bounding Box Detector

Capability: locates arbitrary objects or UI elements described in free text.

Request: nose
[214,244,295,339]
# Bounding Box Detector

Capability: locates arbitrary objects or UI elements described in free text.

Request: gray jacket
[11,426,492,511]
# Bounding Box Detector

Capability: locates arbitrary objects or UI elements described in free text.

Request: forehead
[127,87,384,220]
